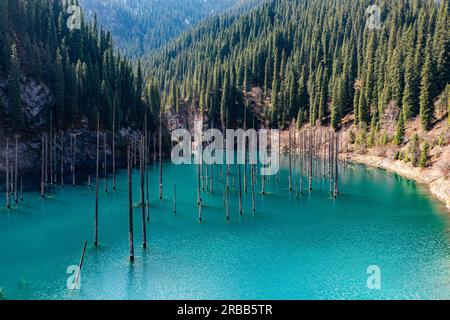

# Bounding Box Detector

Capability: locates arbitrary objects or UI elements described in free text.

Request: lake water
[0,158,449,300]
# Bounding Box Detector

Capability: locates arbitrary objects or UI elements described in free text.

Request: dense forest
[79,0,262,58]
[0,0,160,133]
[147,0,449,139]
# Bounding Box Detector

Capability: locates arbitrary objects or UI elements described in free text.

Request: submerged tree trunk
[72,134,76,187]
[140,137,147,249]
[14,136,18,203]
[6,138,10,208]
[127,145,134,261]
[40,135,45,198]
[60,131,64,186]
[159,117,163,199]
[112,101,116,191]
[104,132,108,193]
[94,118,100,247]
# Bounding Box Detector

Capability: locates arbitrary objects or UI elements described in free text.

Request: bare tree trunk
[225,184,229,221]
[40,135,45,198]
[173,184,176,214]
[251,164,255,212]
[299,131,303,194]
[334,132,339,198]
[94,118,100,247]
[159,117,163,199]
[112,101,116,191]
[61,131,64,186]
[72,134,76,187]
[309,130,313,191]
[289,128,292,192]
[49,115,53,187]
[127,145,134,261]
[45,133,48,185]
[140,137,147,249]
[104,132,108,193]
[329,131,333,195]
[73,240,88,290]
[198,161,202,222]
[238,164,242,215]
[5,138,10,208]
[14,136,18,203]
[145,118,150,221]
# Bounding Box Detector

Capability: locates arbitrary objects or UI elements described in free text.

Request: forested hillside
[0,0,160,134]
[79,0,262,58]
[147,0,449,138]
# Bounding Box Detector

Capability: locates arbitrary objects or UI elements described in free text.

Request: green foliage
[145,0,449,130]
[379,132,389,146]
[79,0,251,58]
[409,134,421,167]
[419,50,436,131]
[0,0,158,132]
[394,113,405,146]
[419,142,430,168]
[349,129,356,145]
[355,127,367,147]
[7,43,24,129]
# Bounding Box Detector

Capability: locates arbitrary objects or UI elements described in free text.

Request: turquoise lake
[0,158,449,300]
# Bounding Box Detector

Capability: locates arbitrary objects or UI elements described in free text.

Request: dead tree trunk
[238,163,242,215]
[14,136,18,203]
[72,134,76,187]
[309,130,313,191]
[140,137,147,249]
[334,132,339,198]
[112,101,116,191]
[251,164,255,212]
[104,132,108,193]
[289,128,292,192]
[5,138,10,208]
[40,135,45,198]
[60,131,64,185]
[173,184,176,214]
[94,118,100,247]
[127,145,134,261]
[159,117,163,199]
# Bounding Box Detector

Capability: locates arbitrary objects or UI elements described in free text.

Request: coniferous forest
[147,0,449,136]
[78,0,262,58]
[0,0,160,134]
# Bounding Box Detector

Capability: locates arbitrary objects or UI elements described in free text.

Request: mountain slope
[147,0,449,135]
[0,0,160,133]
[79,0,263,58]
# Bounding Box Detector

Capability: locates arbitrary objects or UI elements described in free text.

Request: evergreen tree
[419,142,429,168]
[394,111,405,146]
[53,49,65,128]
[7,43,24,129]
[419,50,434,131]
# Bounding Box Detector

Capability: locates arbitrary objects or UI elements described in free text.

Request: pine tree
[402,49,419,121]
[419,50,434,131]
[53,49,65,128]
[394,111,405,146]
[7,43,24,129]
[419,142,429,168]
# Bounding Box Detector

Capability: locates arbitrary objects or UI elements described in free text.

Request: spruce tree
[419,51,434,131]
[394,111,405,146]
[7,43,24,129]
